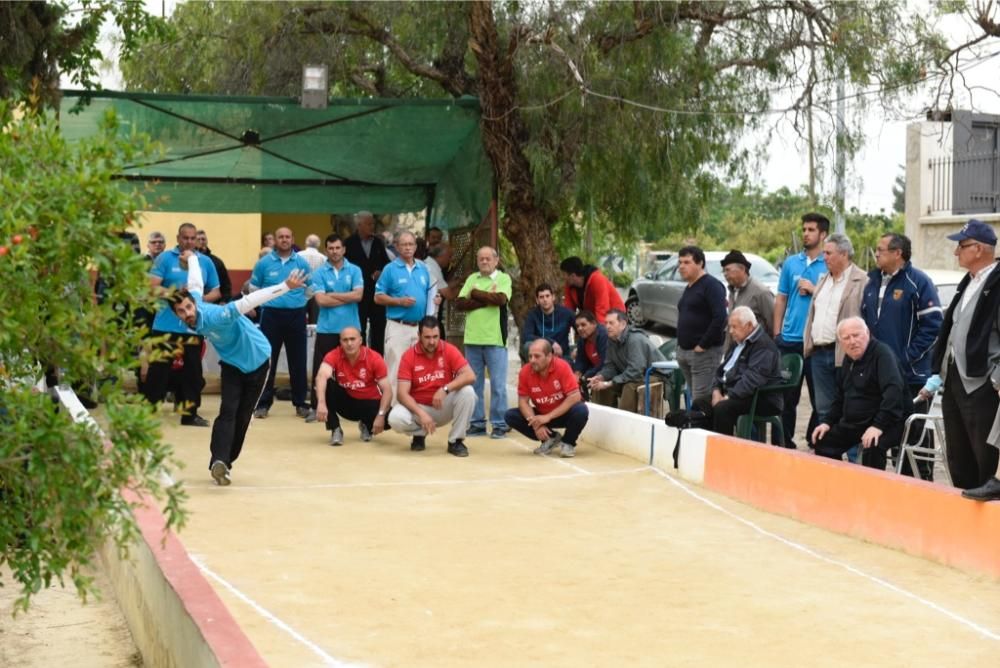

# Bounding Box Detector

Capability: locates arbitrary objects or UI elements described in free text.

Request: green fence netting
[58,91,493,230]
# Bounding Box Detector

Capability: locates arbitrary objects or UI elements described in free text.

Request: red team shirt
[397,341,469,405]
[518,356,579,415]
[584,338,601,368]
[321,347,388,400]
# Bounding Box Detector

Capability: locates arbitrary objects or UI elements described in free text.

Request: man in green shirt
[455,246,513,438]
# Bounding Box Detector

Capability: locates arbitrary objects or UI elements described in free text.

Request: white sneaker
[359,422,372,442]
[534,433,562,455]
[559,443,576,458]
[304,409,317,423]
[329,427,344,446]
[210,460,231,486]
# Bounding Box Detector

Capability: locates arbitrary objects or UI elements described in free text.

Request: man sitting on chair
[710,306,784,438]
[811,317,909,469]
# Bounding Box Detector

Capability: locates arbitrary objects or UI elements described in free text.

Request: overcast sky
[85,0,1000,215]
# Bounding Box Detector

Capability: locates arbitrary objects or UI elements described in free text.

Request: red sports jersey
[397,340,469,405]
[518,356,579,415]
[322,346,388,400]
[584,338,601,368]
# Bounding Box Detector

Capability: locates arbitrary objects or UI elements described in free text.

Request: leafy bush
[611,271,633,288]
[0,99,185,611]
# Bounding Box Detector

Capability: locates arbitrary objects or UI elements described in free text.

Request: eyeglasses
[958,241,980,250]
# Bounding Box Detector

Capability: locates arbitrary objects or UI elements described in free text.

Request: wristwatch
[377,409,386,416]
[444,385,451,395]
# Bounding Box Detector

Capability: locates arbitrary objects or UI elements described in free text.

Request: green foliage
[0,101,186,611]
[610,271,633,289]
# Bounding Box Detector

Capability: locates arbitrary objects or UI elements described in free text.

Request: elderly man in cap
[923,219,1000,492]
[720,250,774,347]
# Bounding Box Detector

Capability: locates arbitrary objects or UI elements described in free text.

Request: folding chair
[644,339,685,416]
[895,392,950,484]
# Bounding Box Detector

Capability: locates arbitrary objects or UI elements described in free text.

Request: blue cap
[947,219,997,246]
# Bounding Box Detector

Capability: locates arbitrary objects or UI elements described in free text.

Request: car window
[655,257,679,281]
[936,284,958,310]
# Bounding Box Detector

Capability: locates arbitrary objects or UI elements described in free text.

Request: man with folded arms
[506,339,589,458]
[314,326,392,446]
[388,317,476,456]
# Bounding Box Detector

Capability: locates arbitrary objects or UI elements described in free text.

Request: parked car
[923,268,965,311]
[625,251,780,329]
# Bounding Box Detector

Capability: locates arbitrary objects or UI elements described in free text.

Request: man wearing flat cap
[721,250,774,348]
[924,219,1000,494]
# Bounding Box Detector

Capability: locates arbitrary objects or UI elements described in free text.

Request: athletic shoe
[304,409,317,423]
[359,422,373,442]
[533,433,562,455]
[253,407,268,419]
[210,460,231,486]
[329,427,344,446]
[410,435,426,451]
[181,414,210,427]
[559,443,576,458]
[466,425,488,437]
[447,440,469,457]
[490,427,508,439]
[295,406,311,418]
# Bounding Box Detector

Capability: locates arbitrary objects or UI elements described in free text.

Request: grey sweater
[599,326,666,384]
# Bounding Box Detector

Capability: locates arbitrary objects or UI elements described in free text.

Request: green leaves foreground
[0,102,186,613]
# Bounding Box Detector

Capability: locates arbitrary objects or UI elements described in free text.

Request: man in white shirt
[802,233,867,425]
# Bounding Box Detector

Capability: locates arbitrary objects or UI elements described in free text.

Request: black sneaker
[295,406,311,418]
[181,414,210,427]
[447,440,469,457]
[466,425,488,437]
[410,435,426,451]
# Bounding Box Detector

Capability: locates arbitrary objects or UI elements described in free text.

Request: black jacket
[931,260,1000,378]
[826,339,908,432]
[344,233,391,296]
[713,325,784,406]
[204,248,232,303]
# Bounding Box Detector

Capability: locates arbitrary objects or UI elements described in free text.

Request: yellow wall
[261,213,335,251]
[133,212,262,271]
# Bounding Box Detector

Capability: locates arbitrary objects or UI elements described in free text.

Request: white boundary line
[191,555,361,668]
[199,466,647,492]
[647,466,1000,642]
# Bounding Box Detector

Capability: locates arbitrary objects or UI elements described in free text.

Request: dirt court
[154,395,1000,667]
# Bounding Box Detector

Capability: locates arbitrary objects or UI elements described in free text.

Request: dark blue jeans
[775,336,816,448]
[504,403,589,446]
[257,306,308,409]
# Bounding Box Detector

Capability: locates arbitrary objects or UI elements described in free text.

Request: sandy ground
[164,396,1000,667]
[0,566,140,667]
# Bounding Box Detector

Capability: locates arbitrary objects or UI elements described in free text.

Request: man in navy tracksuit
[861,233,942,478]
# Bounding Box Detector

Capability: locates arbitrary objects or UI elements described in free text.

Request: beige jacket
[803,264,868,365]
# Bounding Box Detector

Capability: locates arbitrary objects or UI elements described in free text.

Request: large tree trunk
[467,1,561,325]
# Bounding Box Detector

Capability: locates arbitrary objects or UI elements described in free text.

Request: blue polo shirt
[777,251,827,343]
[250,250,312,309]
[311,259,363,334]
[150,247,220,334]
[374,257,432,322]
[193,299,271,374]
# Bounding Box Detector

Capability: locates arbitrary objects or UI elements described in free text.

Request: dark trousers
[814,422,901,470]
[358,297,386,356]
[257,306,308,409]
[310,332,341,409]
[941,365,1000,489]
[504,403,589,446]
[775,337,815,448]
[143,331,204,416]
[210,361,269,469]
[324,383,381,431]
[712,395,782,443]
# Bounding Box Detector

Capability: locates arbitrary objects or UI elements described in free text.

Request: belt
[813,342,836,351]
[389,318,419,327]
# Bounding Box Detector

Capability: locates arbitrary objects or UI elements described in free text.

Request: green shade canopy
[59,91,493,229]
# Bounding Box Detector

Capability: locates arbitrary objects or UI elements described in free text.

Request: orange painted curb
[703,435,1000,578]
[124,489,268,667]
